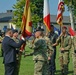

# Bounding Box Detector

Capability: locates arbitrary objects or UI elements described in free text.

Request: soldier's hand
[60,48,64,51]
[48,57,51,60]
[52,43,58,46]
[60,32,63,36]
[24,54,29,57]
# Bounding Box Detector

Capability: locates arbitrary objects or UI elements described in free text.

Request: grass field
[0,46,73,75]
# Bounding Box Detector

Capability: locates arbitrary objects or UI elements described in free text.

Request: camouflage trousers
[34,60,48,75]
[14,52,22,75]
[72,53,76,75]
[59,51,69,75]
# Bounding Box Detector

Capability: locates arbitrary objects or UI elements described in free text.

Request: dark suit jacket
[2,36,25,64]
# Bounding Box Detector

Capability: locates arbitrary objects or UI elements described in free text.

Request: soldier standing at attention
[44,33,54,75]
[53,26,71,75]
[71,32,76,75]
[12,29,20,75]
[48,25,58,75]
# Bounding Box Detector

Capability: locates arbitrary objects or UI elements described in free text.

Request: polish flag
[43,0,51,32]
[69,27,75,36]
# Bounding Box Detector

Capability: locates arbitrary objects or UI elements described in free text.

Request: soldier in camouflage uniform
[53,26,71,75]
[0,36,2,56]
[27,29,48,75]
[44,33,54,59]
[34,30,49,75]
[12,29,20,75]
[0,33,4,57]
[71,33,76,75]
[44,33,54,75]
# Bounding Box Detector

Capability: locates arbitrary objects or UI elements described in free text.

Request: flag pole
[69,6,74,30]
[60,25,62,33]
[56,0,64,33]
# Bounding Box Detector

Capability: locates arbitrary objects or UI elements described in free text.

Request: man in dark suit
[2,28,25,75]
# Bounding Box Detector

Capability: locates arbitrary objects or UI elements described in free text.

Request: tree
[64,0,76,18]
[73,0,76,19]
[13,0,43,27]
[64,0,76,30]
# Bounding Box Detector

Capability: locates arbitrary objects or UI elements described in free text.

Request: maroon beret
[62,26,67,29]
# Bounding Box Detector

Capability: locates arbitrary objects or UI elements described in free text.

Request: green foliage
[12,0,25,26]
[64,0,76,19]
[13,0,43,27]
[73,0,76,19]
[64,0,74,6]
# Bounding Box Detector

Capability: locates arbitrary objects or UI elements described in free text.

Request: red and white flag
[69,27,75,36]
[43,0,51,32]
[57,0,65,26]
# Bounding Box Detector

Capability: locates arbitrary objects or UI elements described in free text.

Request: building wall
[0,22,16,32]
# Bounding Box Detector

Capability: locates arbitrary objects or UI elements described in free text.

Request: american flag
[57,0,65,26]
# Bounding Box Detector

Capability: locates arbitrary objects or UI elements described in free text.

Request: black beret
[51,25,54,27]
[13,29,18,33]
[35,27,44,32]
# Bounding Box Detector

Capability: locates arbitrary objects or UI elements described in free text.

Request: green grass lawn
[0,46,73,75]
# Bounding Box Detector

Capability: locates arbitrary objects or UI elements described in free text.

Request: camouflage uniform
[56,34,71,75]
[0,36,4,57]
[71,36,76,75]
[44,36,54,75]
[32,37,48,75]
[12,37,20,75]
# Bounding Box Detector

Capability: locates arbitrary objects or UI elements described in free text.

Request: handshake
[24,53,33,57]
[20,36,26,41]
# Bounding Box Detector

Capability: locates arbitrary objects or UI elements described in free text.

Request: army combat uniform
[71,36,76,75]
[56,34,71,75]
[12,37,21,75]
[0,36,4,57]
[44,36,54,75]
[31,37,48,75]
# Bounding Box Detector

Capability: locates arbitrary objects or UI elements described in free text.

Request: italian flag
[43,0,51,32]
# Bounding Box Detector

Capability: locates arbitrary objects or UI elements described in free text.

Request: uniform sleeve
[64,36,72,50]
[47,40,54,51]
[48,46,54,57]
[27,40,34,49]
[46,38,54,57]
[73,37,76,50]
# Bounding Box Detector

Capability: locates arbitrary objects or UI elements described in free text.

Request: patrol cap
[62,26,67,29]
[13,29,18,33]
